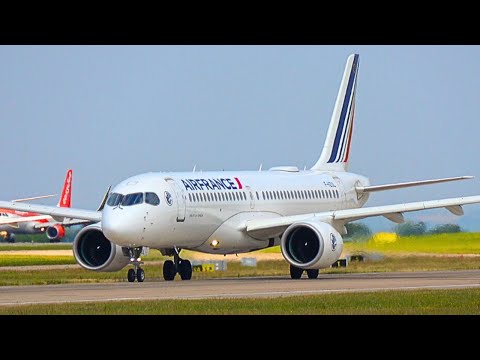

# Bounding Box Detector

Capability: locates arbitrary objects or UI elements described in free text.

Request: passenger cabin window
[107,193,123,207]
[145,192,160,206]
[122,193,144,206]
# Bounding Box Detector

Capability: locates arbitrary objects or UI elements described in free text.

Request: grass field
[2,288,480,314]
[257,232,480,255]
[0,255,76,267]
[345,232,480,254]
[0,243,72,251]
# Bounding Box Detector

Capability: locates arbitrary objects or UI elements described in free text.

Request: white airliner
[1,53,479,282]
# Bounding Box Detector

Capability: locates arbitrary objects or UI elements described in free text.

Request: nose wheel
[162,248,192,281]
[126,247,145,283]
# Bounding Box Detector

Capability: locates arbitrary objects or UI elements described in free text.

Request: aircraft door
[166,179,186,222]
[246,186,255,210]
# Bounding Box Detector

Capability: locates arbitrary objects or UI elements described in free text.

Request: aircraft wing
[245,195,480,239]
[0,215,51,225]
[0,201,101,223]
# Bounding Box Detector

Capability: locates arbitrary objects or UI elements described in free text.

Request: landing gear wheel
[163,260,176,281]
[306,269,319,279]
[290,265,304,279]
[127,269,136,282]
[136,268,145,282]
[179,260,192,281]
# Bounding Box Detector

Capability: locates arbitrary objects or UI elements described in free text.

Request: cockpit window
[107,193,124,207]
[145,192,160,206]
[121,193,144,206]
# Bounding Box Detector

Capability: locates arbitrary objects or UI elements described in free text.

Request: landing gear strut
[162,247,192,281]
[126,247,145,283]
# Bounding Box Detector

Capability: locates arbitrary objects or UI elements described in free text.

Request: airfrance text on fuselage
[181,178,243,191]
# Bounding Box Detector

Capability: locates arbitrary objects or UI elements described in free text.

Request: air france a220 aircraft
[2,54,480,283]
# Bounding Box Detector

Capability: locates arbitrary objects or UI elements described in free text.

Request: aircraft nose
[102,209,142,247]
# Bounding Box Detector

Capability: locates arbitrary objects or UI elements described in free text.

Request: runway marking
[1,283,479,307]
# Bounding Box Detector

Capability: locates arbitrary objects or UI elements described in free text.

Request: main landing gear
[163,247,192,281]
[126,247,145,283]
[289,264,319,279]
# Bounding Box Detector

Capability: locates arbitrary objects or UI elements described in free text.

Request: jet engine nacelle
[281,221,343,270]
[46,224,66,241]
[73,223,130,272]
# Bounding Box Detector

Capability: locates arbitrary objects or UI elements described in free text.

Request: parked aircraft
[0,170,74,242]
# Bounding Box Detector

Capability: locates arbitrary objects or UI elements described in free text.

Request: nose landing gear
[162,247,192,281]
[126,247,145,283]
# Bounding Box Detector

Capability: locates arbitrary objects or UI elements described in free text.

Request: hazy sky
[1,45,480,229]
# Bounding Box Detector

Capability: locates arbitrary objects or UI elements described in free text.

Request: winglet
[57,169,73,208]
[96,185,112,212]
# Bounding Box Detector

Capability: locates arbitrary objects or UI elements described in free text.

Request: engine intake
[73,223,130,272]
[46,224,66,241]
[281,221,343,270]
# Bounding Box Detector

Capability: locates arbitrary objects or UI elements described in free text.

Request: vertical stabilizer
[311,54,359,172]
[57,169,73,208]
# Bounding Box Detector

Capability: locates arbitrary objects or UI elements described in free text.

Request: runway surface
[1,270,479,306]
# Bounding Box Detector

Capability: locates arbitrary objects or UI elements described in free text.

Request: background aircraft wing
[33,219,94,229]
[0,215,51,225]
[12,194,57,202]
[0,201,101,223]
[245,195,480,239]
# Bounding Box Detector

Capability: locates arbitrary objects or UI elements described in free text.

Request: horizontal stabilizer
[356,176,473,194]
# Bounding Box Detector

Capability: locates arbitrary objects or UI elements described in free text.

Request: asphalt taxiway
[1,270,479,306]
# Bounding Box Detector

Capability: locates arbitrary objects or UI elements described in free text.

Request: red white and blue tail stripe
[312,54,359,172]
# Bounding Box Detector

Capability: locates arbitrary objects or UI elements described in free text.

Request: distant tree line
[345,221,462,239]
[395,221,462,236]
